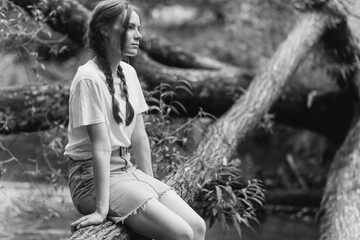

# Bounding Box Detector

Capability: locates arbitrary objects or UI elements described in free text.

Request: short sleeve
[70,78,105,128]
[134,72,149,114]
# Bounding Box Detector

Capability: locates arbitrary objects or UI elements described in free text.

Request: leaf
[232,215,242,238]
[250,194,265,206]
[240,198,253,209]
[148,106,160,112]
[241,188,248,199]
[169,105,180,115]
[215,185,222,203]
[212,207,218,217]
[161,91,173,99]
[159,82,172,91]
[178,79,193,90]
[172,100,187,113]
[175,85,193,96]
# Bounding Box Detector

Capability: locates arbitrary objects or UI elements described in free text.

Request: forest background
[1,0,359,239]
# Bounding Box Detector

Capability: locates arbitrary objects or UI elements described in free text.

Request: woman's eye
[128,25,141,32]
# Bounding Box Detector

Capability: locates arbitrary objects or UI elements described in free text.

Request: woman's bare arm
[71,122,111,231]
[131,114,153,177]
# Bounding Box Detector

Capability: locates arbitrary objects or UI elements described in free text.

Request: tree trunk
[163,11,331,199]
[59,221,150,240]
[318,1,360,239]
[0,84,69,133]
[9,0,225,70]
[9,0,90,46]
[0,47,354,138]
[0,66,353,140]
[318,106,360,240]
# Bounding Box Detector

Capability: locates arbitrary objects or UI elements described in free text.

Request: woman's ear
[100,26,109,37]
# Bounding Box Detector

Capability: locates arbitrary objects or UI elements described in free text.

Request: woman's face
[123,11,142,56]
[107,11,142,57]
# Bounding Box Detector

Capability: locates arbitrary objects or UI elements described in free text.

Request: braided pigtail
[117,65,134,126]
[95,42,123,124]
[86,0,138,125]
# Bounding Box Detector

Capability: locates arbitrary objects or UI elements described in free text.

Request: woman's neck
[107,53,122,76]
[94,46,122,76]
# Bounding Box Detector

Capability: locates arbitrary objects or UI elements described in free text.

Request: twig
[286,154,309,191]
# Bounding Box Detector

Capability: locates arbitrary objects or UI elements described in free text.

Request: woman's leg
[159,190,206,240]
[124,198,194,240]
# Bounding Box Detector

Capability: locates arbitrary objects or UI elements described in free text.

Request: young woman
[64,1,206,239]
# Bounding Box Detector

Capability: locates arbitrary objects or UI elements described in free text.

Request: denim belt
[69,147,128,161]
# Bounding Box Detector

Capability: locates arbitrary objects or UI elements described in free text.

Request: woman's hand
[70,211,107,233]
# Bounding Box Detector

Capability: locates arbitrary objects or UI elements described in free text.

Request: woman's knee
[159,190,206,239]
[153,212,194,240]
[193,215,206,239]
[171,223,194,240]
[124,198,194,240]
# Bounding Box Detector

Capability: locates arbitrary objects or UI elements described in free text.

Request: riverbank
[0,181,318,240]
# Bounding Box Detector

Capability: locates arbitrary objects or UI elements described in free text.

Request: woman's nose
[135,29,142,40]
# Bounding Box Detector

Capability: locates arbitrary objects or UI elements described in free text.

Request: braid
[95,42,123,124]
[117,65,134,126]
[86,0,138,125]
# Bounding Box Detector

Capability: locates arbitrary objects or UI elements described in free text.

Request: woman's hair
[86,0,137,126]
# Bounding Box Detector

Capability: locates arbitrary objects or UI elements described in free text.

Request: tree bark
[9,0,90,46]
[59,221,150,240]
[318,106,360,240]
[318,1,360,239]
[0,84,69,133]
[164,12,332,199]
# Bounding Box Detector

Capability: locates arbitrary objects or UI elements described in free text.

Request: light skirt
[68,152,173,223]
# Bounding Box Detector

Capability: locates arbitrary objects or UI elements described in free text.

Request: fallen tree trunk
[318,1,360,239]
[9,0,225,70]
[134,51,353,140]
[318,104,360,240]
[9,0,90,46]
[60,221,150,240]
[266,189,322,208]
[0,65,353,141]
[164,10,331,199]
[0,48,354,138]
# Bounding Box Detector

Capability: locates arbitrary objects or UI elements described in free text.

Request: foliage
[0,1,40,55]
[0,1,70,72]
[29,125,68,186]
[194,160,265,237]
[144,80,265,236]
[0,124,68,185]
[144,80,195,179]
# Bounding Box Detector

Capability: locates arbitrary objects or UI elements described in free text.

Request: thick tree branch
[164,10,332,201]
[318,1,360,239]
